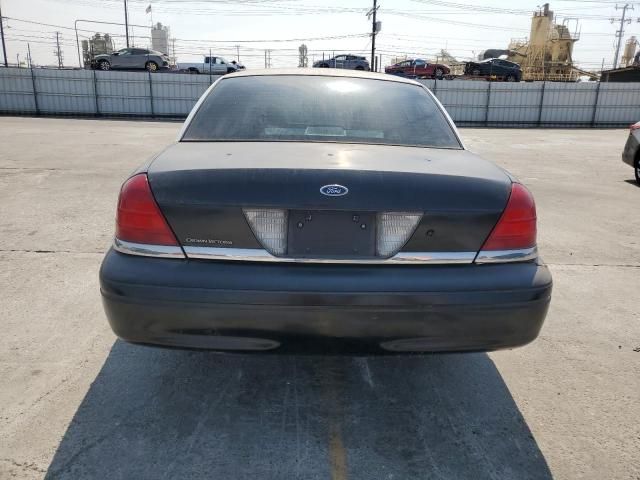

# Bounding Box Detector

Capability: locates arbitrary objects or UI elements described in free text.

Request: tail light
[243,209,288,256]
[630,122,640,132]
[477,183,537,262]
[376,212,422,257]
[115,174,179,246]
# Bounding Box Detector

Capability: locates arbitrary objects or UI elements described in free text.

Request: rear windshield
[182,75,461,149]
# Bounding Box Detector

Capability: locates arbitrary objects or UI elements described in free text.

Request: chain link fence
[1,66,639,127]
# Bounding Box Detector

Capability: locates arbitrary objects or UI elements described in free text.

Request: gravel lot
[0,117,638,480]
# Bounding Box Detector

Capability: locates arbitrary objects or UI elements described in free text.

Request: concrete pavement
[0,117,638,479]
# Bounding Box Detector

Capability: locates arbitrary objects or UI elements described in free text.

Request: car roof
[225,68,421,86]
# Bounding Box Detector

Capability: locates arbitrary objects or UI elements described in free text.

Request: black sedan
[464,58,522,82]
[99,69,552,354]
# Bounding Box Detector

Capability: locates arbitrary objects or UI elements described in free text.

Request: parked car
[99,69,552,354]
[313,54,370,70]
[176,56,244,75]
[622,121,640,185]
[385,59,450,79]
[464,58,522,82]
[93,48,169,72]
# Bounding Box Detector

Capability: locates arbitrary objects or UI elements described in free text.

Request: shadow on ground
[45,341,551,480]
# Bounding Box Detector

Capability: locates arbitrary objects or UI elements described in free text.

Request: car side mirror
[112,52,119,56]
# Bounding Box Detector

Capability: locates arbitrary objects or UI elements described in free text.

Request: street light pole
[0,0,8,67]
[124,0,130,48]
[368,0,378,71]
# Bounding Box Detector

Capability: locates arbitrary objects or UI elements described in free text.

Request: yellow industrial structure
[505,3,586,81]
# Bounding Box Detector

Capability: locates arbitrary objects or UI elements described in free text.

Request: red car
[385,59,450,79]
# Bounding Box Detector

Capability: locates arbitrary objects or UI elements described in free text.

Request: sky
[0,0,637,71]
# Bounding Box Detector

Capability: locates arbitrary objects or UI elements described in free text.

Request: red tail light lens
[630,122,640,132]
[481,183,536,251]
[115,174,179,246]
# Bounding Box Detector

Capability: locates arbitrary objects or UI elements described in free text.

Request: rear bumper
[99,249,552,354]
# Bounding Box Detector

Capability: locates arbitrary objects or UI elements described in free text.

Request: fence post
[29,64,40,115]
[92,69,100,116]
[537,81,546,126]
[484,81,492,126]
[209,48,213,85]
[591,81,601,127]
[148,69,155,118]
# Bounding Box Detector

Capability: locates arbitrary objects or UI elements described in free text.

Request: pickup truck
[176,56,245,74]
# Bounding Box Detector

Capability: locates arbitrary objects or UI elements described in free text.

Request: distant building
[81,34,115,68]
[151,23,170,54]
[601,66,640,83]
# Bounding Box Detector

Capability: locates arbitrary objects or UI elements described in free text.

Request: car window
[415,60,426,66]
[117,49,132,56]
[132,49,148,55]
[399,61,411,67]
[183,76,461,149]
[335,55,347,61]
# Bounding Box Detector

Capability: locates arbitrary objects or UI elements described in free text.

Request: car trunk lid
[147,142,511,260]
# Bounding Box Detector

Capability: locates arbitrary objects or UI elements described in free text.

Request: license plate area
[287,210,376,257]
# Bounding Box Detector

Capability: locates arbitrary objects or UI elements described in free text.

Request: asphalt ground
[0,117,638,479]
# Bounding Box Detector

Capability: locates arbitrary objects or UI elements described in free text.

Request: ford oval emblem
[320,184,349,197]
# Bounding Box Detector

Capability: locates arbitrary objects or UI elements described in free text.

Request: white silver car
[93,48,169,72]
[622,121,640,185]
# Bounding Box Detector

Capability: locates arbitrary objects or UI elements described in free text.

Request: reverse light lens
[376,212,422,257]
[115,174,179,246]
[481,183,536,251]
[243,209,288,256]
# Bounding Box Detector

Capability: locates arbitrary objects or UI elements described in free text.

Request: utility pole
[235,44,240,62]
[123,0,130,47]
[611,4,634,69]
[54,32,63,68]
[367,0,379,71]
[0,0,8,67]
[171,37,176,66]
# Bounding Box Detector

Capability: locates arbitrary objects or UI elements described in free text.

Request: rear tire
[472,68,481,76]
[188,68,199,74]
[355,66,365,71]
[319,63,329,68]
[635,157,640,186]
[434,68,444,79]
[145,61,158,72]
[506,74,516,82]
[98,60,111,71]
[227,67,236,74]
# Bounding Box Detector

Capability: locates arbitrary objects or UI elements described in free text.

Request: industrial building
[601,35,640,82]
[81,33,114,69]
[480,3,592,81]
[151,23,170,55]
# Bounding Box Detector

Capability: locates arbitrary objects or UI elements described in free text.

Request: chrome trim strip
[183,246,476,264]
[391,251,475,264]
[474,247,538,264]
[114,238,185,259]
